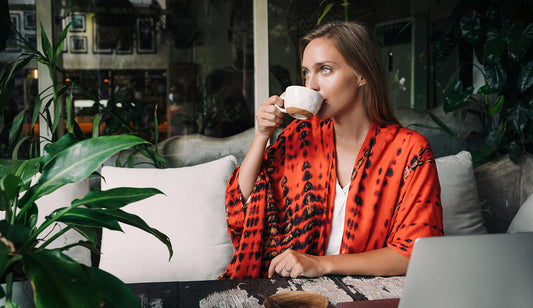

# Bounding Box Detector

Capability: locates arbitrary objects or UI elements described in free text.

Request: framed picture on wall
[6,12,21,52]
[136,18,156,54]
[70,35,87,53]
[23,11,36,30]
[70,13,86,32]
[116,39,133,54]
[92,16,113,54]
[25,34,37,49]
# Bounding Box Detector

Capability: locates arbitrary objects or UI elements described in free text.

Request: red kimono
[220,118,443,279]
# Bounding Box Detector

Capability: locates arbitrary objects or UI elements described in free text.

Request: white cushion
[436,151,487,235]
[99,155,236,283]
[508,193,533,233]
[33,176,92,266]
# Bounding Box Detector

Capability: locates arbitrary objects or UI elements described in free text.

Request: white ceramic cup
[276,86,323,120]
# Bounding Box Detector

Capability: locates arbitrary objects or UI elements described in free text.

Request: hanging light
[29,69,38,79]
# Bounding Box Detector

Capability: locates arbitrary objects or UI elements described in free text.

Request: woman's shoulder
[378,124,430,146]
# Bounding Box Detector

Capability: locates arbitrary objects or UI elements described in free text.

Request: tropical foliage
[0,8,171,307]
[0,134,172,307]
[432,0,533,163]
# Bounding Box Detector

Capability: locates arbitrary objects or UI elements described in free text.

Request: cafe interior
[1,0,532,307]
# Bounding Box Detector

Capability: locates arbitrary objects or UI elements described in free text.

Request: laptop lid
[398,232,533,308]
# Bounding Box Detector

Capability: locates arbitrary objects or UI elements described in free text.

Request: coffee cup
[276,86,323,120]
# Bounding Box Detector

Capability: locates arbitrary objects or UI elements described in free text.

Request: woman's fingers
[268,249,297,278]
[267,249,324,278]
[255,96,284,135]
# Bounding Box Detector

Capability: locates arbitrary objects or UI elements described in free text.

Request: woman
[220,21,443,279]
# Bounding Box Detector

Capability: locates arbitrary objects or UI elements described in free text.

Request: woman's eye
[322,67,331,73]
[302,70,310,77]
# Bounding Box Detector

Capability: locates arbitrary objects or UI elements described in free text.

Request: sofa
[38,107,533,284]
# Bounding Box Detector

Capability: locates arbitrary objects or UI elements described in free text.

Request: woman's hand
[238,95,285,200]
[267,247,409,278]
[268,249,326,278]
[255,95,285,139]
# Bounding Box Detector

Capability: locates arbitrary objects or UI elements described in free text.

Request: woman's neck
[333,106,372,147]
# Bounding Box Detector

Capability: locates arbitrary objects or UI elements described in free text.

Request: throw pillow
[507,193,533,233]
[33,176,92,266]
[435,151,487,235]
[99,155,237,283]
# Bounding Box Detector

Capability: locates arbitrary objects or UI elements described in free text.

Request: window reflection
[57,0,254,141]
[0,3,38,159]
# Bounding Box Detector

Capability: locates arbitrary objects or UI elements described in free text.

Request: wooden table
[128,275,404,307]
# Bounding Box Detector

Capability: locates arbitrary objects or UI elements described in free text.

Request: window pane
[0,2,38,159]
[55,0,254,142]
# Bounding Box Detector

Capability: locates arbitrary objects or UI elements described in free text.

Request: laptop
[338,232,533,308]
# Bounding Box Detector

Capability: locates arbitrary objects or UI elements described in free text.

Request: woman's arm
[268,247,409,278]
[238,95,284,200]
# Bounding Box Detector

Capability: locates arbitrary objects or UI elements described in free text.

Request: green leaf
[507,104,530,133]
[477,84,497,95]
[55,22,70,59]
[423,111,460,139]
[20,135,147,210]
[39,24,53,62]
[478,128,505,157]
[71,226,98,245]
[22,202,39,231]
[431,31,456,63]
[460,10,481,43]
[444,81,473,112]
[489,95,504,116]
[92,113,100,138]
[52,207,122,231]
[23,250,103,308]
[52,92,62,134]
[31,96,42,127]
[485,60,507,92]
[14,158,41,187]
[317,3,333,25]
[0,240,9,278]
[0,174,21,210]
[72,187,163,209]
[103,209,173,260]
[518,60,533,92]
[0,160,23,179]
[66,92,73,134]
[524,23,533,39]
[8,108,26,149]
[507,21,530,62]
[484,27,505,64]
[41,133,78,168]
[0,221,30,250]
[509,141,521,163]
[84,266,141,308]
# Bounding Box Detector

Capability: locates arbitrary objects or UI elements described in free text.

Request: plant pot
[0,281,35,308]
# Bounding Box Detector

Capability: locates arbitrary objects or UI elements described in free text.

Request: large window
[1,0,255,159]
[2,0,466,160]
[57,0,255,139]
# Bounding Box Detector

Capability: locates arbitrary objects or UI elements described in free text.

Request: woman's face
[301,37,365,120]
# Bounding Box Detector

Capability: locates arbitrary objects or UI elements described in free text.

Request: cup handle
[275,104,287,114]
[275,94,287,113]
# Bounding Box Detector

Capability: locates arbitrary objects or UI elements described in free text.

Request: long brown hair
[299,21,399,125]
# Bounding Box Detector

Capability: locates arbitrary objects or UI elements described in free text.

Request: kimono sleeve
[386,143,444,258]
[224,129,288,249]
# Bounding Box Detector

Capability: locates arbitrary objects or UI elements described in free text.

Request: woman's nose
[305,73,319,91]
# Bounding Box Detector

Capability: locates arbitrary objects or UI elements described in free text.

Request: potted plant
[0,133,172,307]
[1,9,172,307]
[431,0,533,164]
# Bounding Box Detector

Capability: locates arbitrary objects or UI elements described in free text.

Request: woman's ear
[358,76,367,87]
